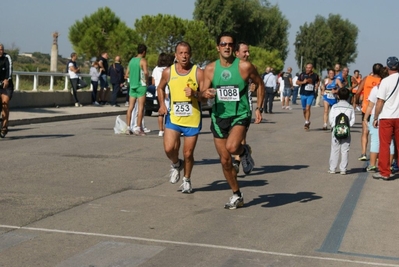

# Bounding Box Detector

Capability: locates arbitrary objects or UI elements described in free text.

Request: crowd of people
[2,37,399,207]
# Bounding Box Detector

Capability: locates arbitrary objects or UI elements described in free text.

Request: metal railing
[13,71,93,92]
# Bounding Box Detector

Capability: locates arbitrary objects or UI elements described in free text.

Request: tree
[294,14,358,73]
[249,46,284,74]
[134,14,216,65]
[193,0,290,61]
[68,7,141,63]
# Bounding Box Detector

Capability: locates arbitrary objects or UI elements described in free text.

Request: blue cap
[387,56,399,70]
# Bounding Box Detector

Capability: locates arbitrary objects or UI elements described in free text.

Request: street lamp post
[300,55,303,73]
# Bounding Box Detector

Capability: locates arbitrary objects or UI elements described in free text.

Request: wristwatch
[256,107,263,112]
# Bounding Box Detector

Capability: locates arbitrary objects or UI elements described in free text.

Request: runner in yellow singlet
[157,41,204,194]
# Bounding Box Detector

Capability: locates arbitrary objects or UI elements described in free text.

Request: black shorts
[210,115,251,139]
[0,80,14,100]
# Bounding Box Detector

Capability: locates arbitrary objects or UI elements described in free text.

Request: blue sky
[3,0,398,76]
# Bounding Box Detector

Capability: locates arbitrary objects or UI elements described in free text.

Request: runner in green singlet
[202,32,264,209]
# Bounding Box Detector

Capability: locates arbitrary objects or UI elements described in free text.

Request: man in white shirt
[68,52,82,107]
[263,66,276,113]
[373,56,399,180]
[292,73,299,105]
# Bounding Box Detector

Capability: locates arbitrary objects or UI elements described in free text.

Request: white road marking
[1,224,398,267]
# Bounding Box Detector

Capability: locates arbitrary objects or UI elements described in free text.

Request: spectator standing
[152,53,174,137]
[89,61,101,105]
[372,57,399,180]
[292,73,299,105]
[0,43,14,138]
[108,56,125,107]
[354,63,384,161]
[282,67,293,110]
[125,44,149,136]
[98,52,110,104]
[68,52,82,107]
[328,88,355,174]
[263,67,276,113]
[278,72,285,109]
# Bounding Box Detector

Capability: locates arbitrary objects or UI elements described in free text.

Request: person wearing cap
[372,56,399,180]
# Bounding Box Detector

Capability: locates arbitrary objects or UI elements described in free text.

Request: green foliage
[134,14,186,55]
[5,48,19,62]
[193,0,290,61]
[68,7,141,63]
[295,14,358,72]
[183,20,218,65]
[249,46,284,74]
[133,15,216,66]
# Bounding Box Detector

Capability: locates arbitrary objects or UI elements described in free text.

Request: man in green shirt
[125,44,149,136]
[202,32,264,209]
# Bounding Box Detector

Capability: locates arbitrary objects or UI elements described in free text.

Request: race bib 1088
[216,85,240,101]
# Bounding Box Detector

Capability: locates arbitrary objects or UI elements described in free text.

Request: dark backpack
[333,111,350,139]
[66,60,76,73]
[261,72,267,80]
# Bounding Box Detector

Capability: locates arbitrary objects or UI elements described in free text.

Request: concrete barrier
[10,91,126,108]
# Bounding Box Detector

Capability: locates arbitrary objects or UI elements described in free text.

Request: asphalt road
[1,106,399,267]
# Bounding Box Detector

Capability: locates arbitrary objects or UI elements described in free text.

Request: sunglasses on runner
[219,42,234,48]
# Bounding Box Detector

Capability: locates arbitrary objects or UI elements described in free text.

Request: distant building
[19,53,33,58]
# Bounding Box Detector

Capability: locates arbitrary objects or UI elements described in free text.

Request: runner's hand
[254,109,262,124]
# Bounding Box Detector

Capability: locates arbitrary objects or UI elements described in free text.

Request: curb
[8,110,126,127]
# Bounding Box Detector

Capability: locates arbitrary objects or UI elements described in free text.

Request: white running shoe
[170,159,184,184]
[143,128,151,133]
[158,131,164,137]
[125,101,129,107]
[224,194,244,209]
[180,177,192,193]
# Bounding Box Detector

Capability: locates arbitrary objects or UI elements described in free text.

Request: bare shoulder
[204,62,216,78]
[204,61,216,72]
[161,66,171,77]
[196,65,204,77]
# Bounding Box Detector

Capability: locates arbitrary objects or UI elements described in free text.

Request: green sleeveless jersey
[211,58,250,118]
[128,57,146,89]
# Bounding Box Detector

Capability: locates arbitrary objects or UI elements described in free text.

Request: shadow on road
[251,165,309,175]
[195,179,268,192]
[5,134,74,140]
[246,191,322,208]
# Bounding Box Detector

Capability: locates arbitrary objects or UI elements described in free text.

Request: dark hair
[157,53,170,67]
[70,52,77,58]
[372,63,383,75]
[167,54,175,66]
[338,87,350,100]
[235,41,248,53]
[380,67,389,79]
[137,44,147,54]
[216,32,236,46]
[175,41,192,54]
[354,69,360,74]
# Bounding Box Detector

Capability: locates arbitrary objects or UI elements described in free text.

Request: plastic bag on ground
[114,115,128,134]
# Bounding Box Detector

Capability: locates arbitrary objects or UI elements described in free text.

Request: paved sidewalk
[8,105,128,126]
